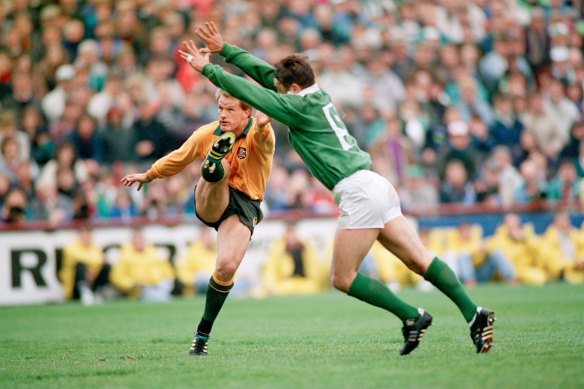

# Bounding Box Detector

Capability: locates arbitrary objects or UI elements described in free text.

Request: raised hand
[256,110,272,128]
[121,172,152,191]
[178,40,210,72]
[196,22,225,54]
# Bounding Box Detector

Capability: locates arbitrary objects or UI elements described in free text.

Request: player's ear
[289,83,302,94]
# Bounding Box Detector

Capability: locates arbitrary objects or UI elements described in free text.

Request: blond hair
[215,89,251,111]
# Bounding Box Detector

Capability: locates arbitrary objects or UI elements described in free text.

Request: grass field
[1,283,583,389]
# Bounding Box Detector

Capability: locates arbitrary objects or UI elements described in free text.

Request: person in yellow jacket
[59,226,110,304]
[121,89,275,356]
[176,227,218,295]
[110,229,175,301]
[262,223,328,296]
[486,213,547,285]
[538,212,584,283]
[446,223,517,287]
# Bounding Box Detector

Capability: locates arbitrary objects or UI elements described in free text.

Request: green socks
[197,274,234,336]
[348,273,419,320]
[424,257,477,322]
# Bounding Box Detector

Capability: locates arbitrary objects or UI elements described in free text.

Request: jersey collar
[213,118,253,139]
[293,83,320,97]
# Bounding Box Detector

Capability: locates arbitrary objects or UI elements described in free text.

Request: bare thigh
[330,228,380,292]
[214,214,251,282]
[377,215,433,275]
[195,160,231,223]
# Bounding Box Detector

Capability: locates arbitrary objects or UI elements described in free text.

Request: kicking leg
[195,159,232,223]
[190,215,251,356]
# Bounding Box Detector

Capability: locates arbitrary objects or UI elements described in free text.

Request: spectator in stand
[452,75,493,127]
[50,100,84,142]
[59,226,110,305]
[110,229,175,302]
[42,64,75,124]
[20,105,53,167]
[489,93,524,151]
[1,187,28,225]
[439,159,476,205]
[176,227,218,295]
[560,121,584,161]
[539,212,584,284]
[489,146,523,208]
[65,113,103,163]
[524,8,550,72]
[371,115,416,182]
[520,92,566,162]
[399,164,439,211]
[262,223,328,296]
[468,115,495,162]
[87,74,123,125]
[37,142,88,190]
[547,159,580,206]
[101,106,137,164]
[437,120,480,180]
[2,71,41,118]
[514,159,547,204]
[544,80,580,144]
[0,110,30,160]
[487,214,546,285]
[132,100,174,162]
[108,188,138,221]
[0,137,26,185]
[446,223,517,287]
[28,183,72,226]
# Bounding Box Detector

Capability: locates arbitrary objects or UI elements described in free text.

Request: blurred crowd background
[0,0,584,227]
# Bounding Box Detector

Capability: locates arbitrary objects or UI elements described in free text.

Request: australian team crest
[237,147,247,159]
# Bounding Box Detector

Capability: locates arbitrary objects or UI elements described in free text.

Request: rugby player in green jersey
[178,22,495,355]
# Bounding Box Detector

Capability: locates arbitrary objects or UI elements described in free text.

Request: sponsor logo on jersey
[237,147,247,159]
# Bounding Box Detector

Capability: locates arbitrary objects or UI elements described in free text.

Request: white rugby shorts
[332,170,402,229]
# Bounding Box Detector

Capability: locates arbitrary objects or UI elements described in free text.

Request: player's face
[217,95,250,134]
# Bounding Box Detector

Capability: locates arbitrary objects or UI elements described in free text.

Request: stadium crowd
[0,0,583,226]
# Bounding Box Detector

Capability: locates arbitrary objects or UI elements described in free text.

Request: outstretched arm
[196,22,277,91]
[179,40,301,127]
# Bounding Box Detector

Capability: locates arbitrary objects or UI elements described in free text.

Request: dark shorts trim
[193,186,263,234]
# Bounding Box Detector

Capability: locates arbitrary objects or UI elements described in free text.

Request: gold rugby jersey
[147,118,275,201]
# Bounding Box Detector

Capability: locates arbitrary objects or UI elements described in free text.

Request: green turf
[1,283,583,389]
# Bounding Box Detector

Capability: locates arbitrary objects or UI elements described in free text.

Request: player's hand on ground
[178,40,210,72]
[121,173,152,191]
[196,22,225,54]
[256,110,272,128]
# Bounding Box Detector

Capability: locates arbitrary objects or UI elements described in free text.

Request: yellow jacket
[59,240,104,299]
[486,224,546,284]
[538,226,584,282]
[262,239,328,295]
[444,226,488,266]
[110,244,175,294]
[176,241,217,287]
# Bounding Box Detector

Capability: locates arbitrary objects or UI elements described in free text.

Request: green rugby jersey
[201,43,372,190]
